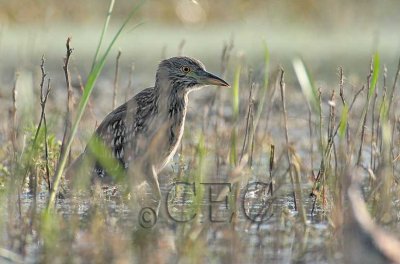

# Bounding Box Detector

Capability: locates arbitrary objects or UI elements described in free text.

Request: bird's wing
[87,87,156,165]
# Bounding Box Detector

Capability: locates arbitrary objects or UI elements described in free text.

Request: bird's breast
[154,96,188,172]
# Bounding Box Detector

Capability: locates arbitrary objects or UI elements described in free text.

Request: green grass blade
[368,52,380,99]
[91,0,116,71]
[232,64,241,120]
[338,105,348,139]
[230,64,241,166]
[85,136,126,182]
[293,58,320,114]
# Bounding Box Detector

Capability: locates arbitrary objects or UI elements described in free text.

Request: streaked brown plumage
[66,57,229,203]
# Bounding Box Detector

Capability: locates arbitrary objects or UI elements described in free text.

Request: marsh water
[14,181,330,263]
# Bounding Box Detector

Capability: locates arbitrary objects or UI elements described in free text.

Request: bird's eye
[181,66,191,73]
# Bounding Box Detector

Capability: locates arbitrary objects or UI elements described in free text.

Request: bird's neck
[153,82,188,170]
[155,81,189,118]
[168,87,188,118]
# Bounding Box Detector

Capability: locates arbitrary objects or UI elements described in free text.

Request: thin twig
[338,67,351,151]
[324,89,336,208]
[42,79,52,192]
[328,90,336,142]
[349,85,365,112]
[178,39,185,56]
[32,56,47,145]
[269,144,275,196]
[27,56,44,195]
[125,62,135,102]
[387,57,400,114]
[370,64,380,169]
[59,37,74,168]
[311,82,347,210]
[8,72,21,221]
[376,66,388,167]
[249,108,255,167]
[75,66,96,120]
[307,102,314,175]
[388,59,400,173]
[112,49,121,109]
[27,56,52,201]
[34,56,52,191]
[371,66,393,171]
[279,68,297,210]
[240,82,254,163]
[10,73,18,156]
[317,88,323,163]
[357,59,374,165]
[339,67,346,105]
[313,89,337,210]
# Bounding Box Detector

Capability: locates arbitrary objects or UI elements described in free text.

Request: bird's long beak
[197,71,230,87]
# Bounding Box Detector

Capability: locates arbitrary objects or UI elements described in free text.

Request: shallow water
[8,178,334,264]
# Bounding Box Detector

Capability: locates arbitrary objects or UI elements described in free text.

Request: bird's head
[156,56,229,93]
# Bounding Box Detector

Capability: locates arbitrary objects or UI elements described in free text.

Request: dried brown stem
[240,82,254,164]
[328,90,336,141]
[318,88,323,155]
[370,65,380,169]
[387,57,400,114]
[349,85,365,112]
[357,60,374,166]
[388,59,400,172]
[39,57,52,191]
[10,73,18,156]
[376,66,388,165]
[339,67,346,105]
[42,79,52,192]
[307,103,314,175]
[8,72,21,224]
[33,57,46,140]
[30,56,52,193]
[311,81,348,213]
[279,68,297,210]
[313,89,337,211]
[59,37,74,168]
[269,144,275,196]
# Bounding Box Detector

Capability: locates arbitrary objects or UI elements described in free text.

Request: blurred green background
[0,0,399,119]
[0,0,398,131]
[0,0,399,74]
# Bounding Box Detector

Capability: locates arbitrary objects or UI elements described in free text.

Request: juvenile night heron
[66,56,229,203]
